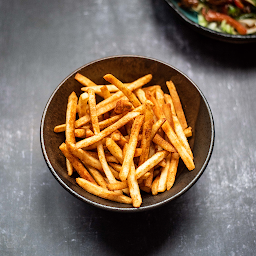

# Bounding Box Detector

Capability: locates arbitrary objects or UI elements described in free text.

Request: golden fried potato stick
[75,73,105,98]
[184,127,192,138]
[152,134,176,153]
[107,181,128,191]
[127,158,142,207]
[75,111,141,149]
[84,165,108,189]
[82,84,118,94]
[76,178,133,204]
[78,92,89,118]
[75,73,98,87]
[105,138,124,164]
[75,96,126,128]
[143,85,161,94]
[166,153,180,190]
[86,151,119,163]
[110,131,121,142]
[120,115,144,181]
[172,114,193,158]
[151,175,160,195]
[114,100,133,114]
[138,103,154,166]
[75,128,94,138]
[87,88,121,187]
[56,113,124,134]
[134,88,147,104]
[144,144,155,189]
[97,74,152,110]
[166,80,188,130]
[135,151,169,180]
[164,94,176,116]
[66,158,73,176]
[146,92,195,171]
[100,85,112,99]
[65,91,78,176]
[158,153,171,192]
[104,74,142,108]
[54,123,66,133]
[150,118,167,140]
[99,114,125,130]
[122,141,143,207]
[109,162,123,173]
[163,103,174,130]
[59,143,96,184]
[66,141,103,171]
[65,91,77,144]
[155,87,165,108]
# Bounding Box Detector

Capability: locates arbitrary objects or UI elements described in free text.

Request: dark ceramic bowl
[165,0,256,44]
[40,55,214,212]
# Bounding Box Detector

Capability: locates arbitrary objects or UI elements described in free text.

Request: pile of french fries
[54,72,195,208]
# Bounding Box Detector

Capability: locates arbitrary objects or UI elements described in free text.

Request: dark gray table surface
[1,0,256,255]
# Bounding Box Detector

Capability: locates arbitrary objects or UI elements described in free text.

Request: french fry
[146,92,195,171]
[98,114,126,130]
[59,143,96,184]
[54,123,66,133]
[114,100,133,114]
[75,128,94,138]
[127,158,142,207]
[76,178,132,204]
[172,114,193,158]
[144,144,155,188]
[107,181,128,191]
[152,134,176,153]
[100,85,112,99]
[164,94,176,116]
[104,74,142,108]
[75,96,127,128]
[155,87,165,108]
[87,88,121,187]
[134,88,147,104]
[85,165,108,189]
[158,153,171,192]
[151,175,160,195]
[96,74,152,110]
[166,80,188,130]
[105,137,124,164]
[66,158,73,176]
[162,103,174,130]
[109,162,123,173]
[150,118,166,140]
[120,115,144,181]
[75,111,141,149]
[184,127,192,137]
[138,103,154,166]
[135,151,169,180]
[166,153,180,190]
[81,84,119,94]
[65,92,77,144]
[66,141,103,171]
[75,73,98,87]
[78,92,89,118]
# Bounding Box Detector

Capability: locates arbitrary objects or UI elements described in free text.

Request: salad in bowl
[179,0,256,35]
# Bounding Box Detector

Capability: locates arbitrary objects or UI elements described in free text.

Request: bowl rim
[40,55,215,212]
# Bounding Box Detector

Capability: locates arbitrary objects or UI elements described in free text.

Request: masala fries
[54,73,195,207]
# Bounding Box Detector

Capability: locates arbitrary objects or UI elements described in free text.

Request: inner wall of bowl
[42,56,213,210]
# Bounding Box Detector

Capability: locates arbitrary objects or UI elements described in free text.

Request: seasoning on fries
[54,73,195,208]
